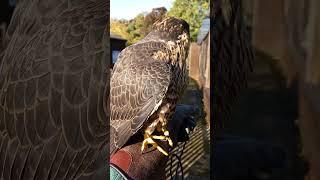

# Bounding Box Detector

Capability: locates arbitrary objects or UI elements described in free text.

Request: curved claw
[168,138,173,147]
[141,137,169,156]
[156,146,169,156]
[153,134,173,147]
[141,124,173,156]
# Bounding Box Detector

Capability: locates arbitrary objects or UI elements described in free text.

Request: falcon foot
[141,133,173,156]
[142,103,174,156]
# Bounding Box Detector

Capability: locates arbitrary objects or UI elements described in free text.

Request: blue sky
[111,0,174,20]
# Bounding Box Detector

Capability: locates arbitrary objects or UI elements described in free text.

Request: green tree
[127,7,167,44]
[110,19,130,41]
[111,0,209,44]
[168,0,209,41]
[126,13,145,44]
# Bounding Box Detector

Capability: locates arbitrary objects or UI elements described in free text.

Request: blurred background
[111,0,210,179]
[214,0,319,180]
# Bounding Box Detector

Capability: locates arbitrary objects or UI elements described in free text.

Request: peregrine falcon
[110,17,190,156]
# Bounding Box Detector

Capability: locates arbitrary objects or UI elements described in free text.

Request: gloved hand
[110,104,198,180]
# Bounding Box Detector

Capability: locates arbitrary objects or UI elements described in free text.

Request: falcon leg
[157,113,173,147]
[158,103,173,147]
[141,126,170,156]
[141,103,175,156]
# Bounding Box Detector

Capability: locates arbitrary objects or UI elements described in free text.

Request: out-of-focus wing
[212,0,253,128]
[0,1,109,179]
[283,0,308,65]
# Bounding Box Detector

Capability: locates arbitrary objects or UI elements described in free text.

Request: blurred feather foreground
[212,1,297,180]
[0,1,109,179]
[212,0,253,129]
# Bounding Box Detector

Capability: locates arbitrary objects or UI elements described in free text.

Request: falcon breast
[110,17,190,155]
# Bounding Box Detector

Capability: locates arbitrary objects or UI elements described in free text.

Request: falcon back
[110,17,190,156]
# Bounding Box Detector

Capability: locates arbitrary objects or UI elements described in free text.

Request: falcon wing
[212,0,254,127]
[0,1,109,179]
[110,54,172,155]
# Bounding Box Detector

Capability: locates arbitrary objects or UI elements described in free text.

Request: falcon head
[152,17,190,42]
[145,17,190,66]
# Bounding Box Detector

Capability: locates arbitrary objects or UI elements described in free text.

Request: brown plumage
[0,1,109,179]
[110,17,190,155]
[212,0,253,129]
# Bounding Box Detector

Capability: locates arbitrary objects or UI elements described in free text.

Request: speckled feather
[110,17,190,155]
[0,1,109,179]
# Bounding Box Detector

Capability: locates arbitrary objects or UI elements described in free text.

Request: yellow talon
[141,137,153,152]
[141,135,171,156]
[152,135,167,140]
[157,146,169,156]
[163,130,173,147]
[164,130,169,136]
[141,125,173,156]
[152,135,173,147]
[168,138,173,147]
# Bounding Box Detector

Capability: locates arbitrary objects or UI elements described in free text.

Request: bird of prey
[0,1,109,179]
[110,17,190,156]
[212,0,253,129]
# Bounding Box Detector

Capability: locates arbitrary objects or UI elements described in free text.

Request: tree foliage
[168,0,209,41]
[126,13,145,44]
[110,19,130,41]
[110,0,209,44]
[111,7,167,45]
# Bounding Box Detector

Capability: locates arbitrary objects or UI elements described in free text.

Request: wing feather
[0,0,109,179]
[110,48,172,154]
